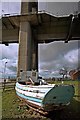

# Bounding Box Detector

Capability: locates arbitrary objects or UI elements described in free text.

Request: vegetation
[2,90,47,120]
[49,80,80,100]
[1,80,80,120]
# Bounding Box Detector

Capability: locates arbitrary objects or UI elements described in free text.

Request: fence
[0,80,16,90]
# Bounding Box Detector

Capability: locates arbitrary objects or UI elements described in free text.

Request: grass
[50,80,80,100]
[2,90,48,120]
[1,80,80,120]
[2,90,22,118]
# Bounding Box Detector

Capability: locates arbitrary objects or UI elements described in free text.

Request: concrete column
[32,39,38,71]
[17,1,38,77]
[17,22,32,77]
[21,1,38,14]
[21,2,29,14]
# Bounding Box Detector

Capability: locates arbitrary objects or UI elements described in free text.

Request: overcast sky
[0,1,80,78]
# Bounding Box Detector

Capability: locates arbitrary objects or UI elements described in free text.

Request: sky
[39,41,80,78]
[0,1,80,78]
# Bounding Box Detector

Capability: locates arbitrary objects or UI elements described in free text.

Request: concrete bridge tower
[17,1,38,77]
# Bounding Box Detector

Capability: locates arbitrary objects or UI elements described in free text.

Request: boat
[15,71,75,112]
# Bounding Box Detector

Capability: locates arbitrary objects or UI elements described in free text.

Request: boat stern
[42,84,75,111]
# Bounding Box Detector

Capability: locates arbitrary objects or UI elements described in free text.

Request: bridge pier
[17,21,32,77]
[32,38,38,71]
[17,1,38,77]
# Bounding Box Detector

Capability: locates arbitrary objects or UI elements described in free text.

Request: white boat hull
[15,82,74,111]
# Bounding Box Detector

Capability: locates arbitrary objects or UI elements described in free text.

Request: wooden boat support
[18,96,48,115]
[18,95,68,116]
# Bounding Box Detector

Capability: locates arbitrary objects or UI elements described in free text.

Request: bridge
[1,1,80,77]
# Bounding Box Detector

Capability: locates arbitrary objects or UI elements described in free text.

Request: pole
[3,62,7,90]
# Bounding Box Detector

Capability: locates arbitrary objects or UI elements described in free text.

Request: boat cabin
[18,70,47,85]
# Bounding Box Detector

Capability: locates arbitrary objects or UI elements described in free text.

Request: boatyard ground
[1,80,80,120]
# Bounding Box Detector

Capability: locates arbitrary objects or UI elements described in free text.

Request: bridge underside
[1,12,80,44]
[1,12,80,77]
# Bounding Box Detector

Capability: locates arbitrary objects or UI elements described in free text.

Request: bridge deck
[1,11,80,44]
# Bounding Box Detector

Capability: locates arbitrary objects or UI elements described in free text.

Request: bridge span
[1,1,80,77]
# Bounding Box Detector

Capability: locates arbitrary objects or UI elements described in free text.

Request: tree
[59,67,68,80]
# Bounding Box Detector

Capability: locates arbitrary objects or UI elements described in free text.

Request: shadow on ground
[46,98,80,120]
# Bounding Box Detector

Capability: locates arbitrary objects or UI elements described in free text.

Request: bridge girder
[1,12,80,45]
